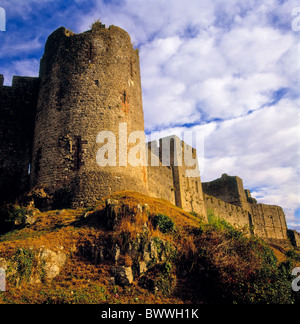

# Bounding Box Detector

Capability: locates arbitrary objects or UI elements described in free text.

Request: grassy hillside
[0,191,299,304]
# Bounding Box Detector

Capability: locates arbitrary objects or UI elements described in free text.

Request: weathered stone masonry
[0,75,39,202]
[147,136,206,217]
[30,25,148,208]
[0,23,297,246]
[203,174,290,246]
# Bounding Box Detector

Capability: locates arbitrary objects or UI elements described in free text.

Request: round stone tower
[30,23,148,208]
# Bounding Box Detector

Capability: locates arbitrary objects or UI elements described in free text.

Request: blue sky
[0,0,299,230]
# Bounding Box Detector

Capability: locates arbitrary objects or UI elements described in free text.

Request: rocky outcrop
[39,248,67,280]
[79,230,176,287]
[78,199,177,288]
[0,247,67,286]
[111,266,134,286]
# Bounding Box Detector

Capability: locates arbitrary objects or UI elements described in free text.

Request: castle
[0,23,298,247]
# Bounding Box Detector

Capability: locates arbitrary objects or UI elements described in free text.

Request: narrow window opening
[72,136,87,171]
[123,90,127,104]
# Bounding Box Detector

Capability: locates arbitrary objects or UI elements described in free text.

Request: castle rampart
[202,174,250,212]
[288,230,300,248]
[204,193,250,229]
[146,140,176,207]
[203,174,290,246]
[147,136,206,218]
[0,75,39,202]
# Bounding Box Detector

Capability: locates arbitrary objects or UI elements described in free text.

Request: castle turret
[30,23,148,208]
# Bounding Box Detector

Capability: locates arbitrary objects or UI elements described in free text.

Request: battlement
[147,135,206,218]
[41,24,133,72]
[147,135,198,171]
[0,75,39,89]
[0,74,39,202]
[202,174,249,211]
[203,174,289,245]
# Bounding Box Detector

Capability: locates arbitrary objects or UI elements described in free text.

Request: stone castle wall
[288,230,300,248]
[204,193,250,229]
[202,174,290,246]
[202,174,249,211]
[146,141,176,206]
[250,204,288,243]
[0,75,39,202]
[147,136,206,218]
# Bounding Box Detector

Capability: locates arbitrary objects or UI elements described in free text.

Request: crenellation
[145,135,206,218]
[202,174,249,211]
[203,174,290,246]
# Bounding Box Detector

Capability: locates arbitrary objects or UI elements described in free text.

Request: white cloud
[200,98,300,221]
[220,27,294,74]
[1,59,40,85]
[0,38,42,59]
[77,0,216,43]
[191,72,285,119]
[135,9,298,126]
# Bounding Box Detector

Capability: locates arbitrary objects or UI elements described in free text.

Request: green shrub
[185,221,296,304]
[139,262,177,296]
[0,204,30,234]
[285,249,300,262]
[90,19,105,31]
[9,248,44,286]
[152,214,176,234]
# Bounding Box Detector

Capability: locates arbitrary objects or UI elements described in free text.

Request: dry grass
[1,191,296,304]
[0,191,200,304]
[101,191,202,228]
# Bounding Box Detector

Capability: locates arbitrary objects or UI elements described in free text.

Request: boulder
[111,266,133,287]
[39,248,67,280]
